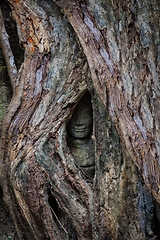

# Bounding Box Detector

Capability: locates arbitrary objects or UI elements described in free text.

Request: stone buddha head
[67,92,93,139]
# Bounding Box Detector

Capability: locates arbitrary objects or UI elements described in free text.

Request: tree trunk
[0,0,160,239]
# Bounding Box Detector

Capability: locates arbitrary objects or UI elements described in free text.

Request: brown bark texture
[0,0,160,239]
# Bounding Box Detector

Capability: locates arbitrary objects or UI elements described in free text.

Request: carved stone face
[67,93,93,139]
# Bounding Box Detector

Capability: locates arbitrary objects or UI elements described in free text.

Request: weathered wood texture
[54,0,160,200]
[0,1,15,126]
[0,0,159,239]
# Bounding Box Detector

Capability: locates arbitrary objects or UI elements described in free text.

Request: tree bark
[0,0,159,239]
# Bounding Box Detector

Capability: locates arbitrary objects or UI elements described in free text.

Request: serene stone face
[67,93,93,139]
[67,93,95,179]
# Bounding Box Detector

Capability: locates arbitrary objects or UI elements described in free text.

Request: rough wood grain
[0,0,159,239]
